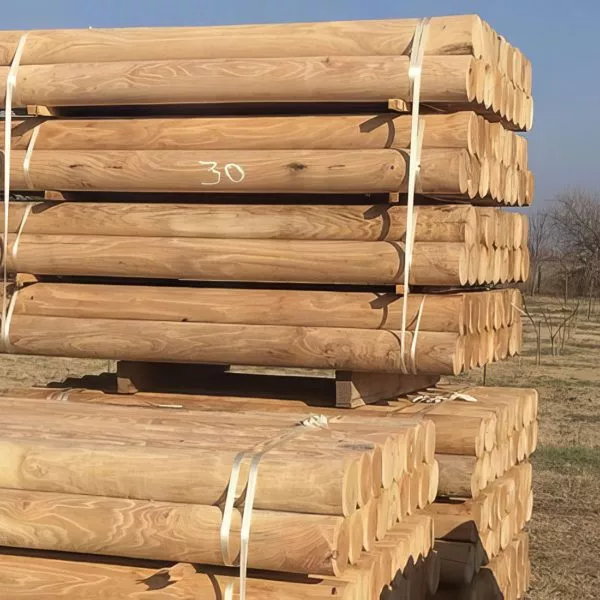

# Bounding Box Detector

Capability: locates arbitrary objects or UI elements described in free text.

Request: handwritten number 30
[198,161,245,185]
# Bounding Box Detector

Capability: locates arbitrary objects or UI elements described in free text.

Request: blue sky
[3,0,600,204]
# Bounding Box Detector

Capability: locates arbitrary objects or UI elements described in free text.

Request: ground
[0,295,598,598]
[455,296,600,599]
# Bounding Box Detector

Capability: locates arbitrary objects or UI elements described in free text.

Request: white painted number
[224,163,245,183]
[198,161,245,186]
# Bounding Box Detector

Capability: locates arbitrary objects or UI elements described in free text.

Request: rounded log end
[427,460,439,505]
[342,459,360,517]
[459,245,470,287]
[334,517,352,577]
[357,452,374,509]
[369,446,384,498]
[347,510,364,565]
[465,57,478,104]
[423,419,436,466]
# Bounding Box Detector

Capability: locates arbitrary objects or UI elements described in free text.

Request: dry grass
[0,295,598,597]
[454,296,600,598]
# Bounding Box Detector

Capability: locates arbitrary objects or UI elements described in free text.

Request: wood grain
[6,112,481,153]
[0,488,349,576]
[5,235,470,286]
[12,283,471,333]
[0,16,487,65]
[1,55,476,107]
[6,315,464,374]
[0,553,356,599]
[5,202,478,245]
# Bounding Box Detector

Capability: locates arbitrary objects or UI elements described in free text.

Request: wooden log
[0,551,357,599]
[0,17,490,65]
[0,387,512,465]
[9,283,471,334]
[436,454,486,498]
[5,236,472,286]
[422,414,487,457]
[0,387,429,448]
[0,488,351,576]
[3,201,479,245]
[1,55,480,108]
[0,435,362,516]
[387,399,506,446]
[5,112,482,154]
[7,148,472,196]
[4,315,464,374]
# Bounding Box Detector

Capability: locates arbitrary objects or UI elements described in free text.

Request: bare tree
[550,189,600,315]
[527,211,551,295]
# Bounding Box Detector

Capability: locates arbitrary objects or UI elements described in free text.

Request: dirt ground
[456,296,600,599]
[0,295,598,598]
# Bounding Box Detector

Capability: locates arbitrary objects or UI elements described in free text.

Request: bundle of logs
[0,383,536,599]
[0,388,441,600]
[0,14,535,599]
[0,15,534,384]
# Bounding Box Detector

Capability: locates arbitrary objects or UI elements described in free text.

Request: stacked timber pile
[0,14,532,391]
[0,389,440,600]
[0,14,535,600]
[5,383,537,598]
[420,386,537,600]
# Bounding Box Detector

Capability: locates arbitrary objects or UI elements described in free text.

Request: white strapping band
[11,201,32,262]
[411,390,479,405]
[23,124,40,189]
[219,415,328,600]
[399,18,430,374]
[2,34,28,352]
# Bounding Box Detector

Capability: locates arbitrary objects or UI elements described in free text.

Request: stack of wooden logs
[0,388,440,600]
[0,14,535,599]
[421,386,537,599]
[0,14,532,381]
[3,383,537,598]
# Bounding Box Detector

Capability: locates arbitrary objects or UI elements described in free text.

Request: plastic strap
[2,34,27,353]
[411,390,479,405]
[23,125,40,189]
[399,18,430,374]
[0,286,18,352]
[219,416,328,600]
[10,201,32,262]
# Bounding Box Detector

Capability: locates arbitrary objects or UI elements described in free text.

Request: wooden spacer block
[15,273,39,287]
[44,190,67,201]
[26,105,60,117]
[388,99,410,112]
[335,371,440,408]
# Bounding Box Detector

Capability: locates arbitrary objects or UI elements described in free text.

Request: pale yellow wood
[0,488,350,576]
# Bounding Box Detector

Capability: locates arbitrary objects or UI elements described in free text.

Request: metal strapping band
[399,18,430,374]
[219,415,328,600]
[23,125,40,189]
[2,34,28,353]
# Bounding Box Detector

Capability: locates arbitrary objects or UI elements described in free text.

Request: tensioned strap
[2,34,28,352]
[399,18,430,374]
[23,124,40,189]
[219,415,328,600]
